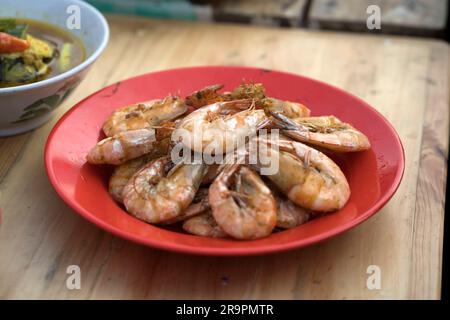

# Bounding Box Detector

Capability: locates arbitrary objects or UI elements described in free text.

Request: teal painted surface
[85,0,197,20]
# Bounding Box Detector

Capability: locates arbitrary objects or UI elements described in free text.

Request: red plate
[45,66,405,256]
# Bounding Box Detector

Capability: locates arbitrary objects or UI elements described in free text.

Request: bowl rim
[0,0,109,94]
[44,65,406,256]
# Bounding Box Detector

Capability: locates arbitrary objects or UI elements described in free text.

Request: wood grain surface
[213,0,308,26]
[309,0,448,35]
[0,15,448,300]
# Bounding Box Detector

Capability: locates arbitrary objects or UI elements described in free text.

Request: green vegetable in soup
[0,19,28,38]
[0,19,15,31]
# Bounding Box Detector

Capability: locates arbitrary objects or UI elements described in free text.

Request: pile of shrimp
[86,83,371,240]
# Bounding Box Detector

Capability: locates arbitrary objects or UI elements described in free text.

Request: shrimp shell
[276,196,311,229]
[264,179,312,229]
[183,212,228,238]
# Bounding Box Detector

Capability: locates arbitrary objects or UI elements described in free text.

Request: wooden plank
[0,15,447,299]
[213,0,308,27]
[409,44,449,299]
[309,0,448,36]
[0,133,31,183]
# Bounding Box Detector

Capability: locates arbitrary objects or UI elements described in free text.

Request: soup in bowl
[0,0,109,136]
[0,18,86,88]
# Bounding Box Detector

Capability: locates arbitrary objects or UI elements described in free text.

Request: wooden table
[0,15,448,300]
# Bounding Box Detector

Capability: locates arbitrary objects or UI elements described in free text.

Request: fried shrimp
[264,179,312,229]
[209,164,277,240]
[108,139,171,203]
[269,113,370,152]
[183,212,228,238]
[275,195,311,229]
[122,156,207,224]
[174,99,269,155]
[87,121,176,165]
[102,96,187,136]
[87,129,158,165]
[185,82,266,108]
[254,136,350,212]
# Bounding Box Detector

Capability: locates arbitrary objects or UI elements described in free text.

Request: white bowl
[0,0,109,136]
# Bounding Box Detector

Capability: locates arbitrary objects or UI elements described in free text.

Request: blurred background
[85,0,450,40]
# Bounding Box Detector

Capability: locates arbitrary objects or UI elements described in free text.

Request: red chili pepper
[0,31,30,54]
